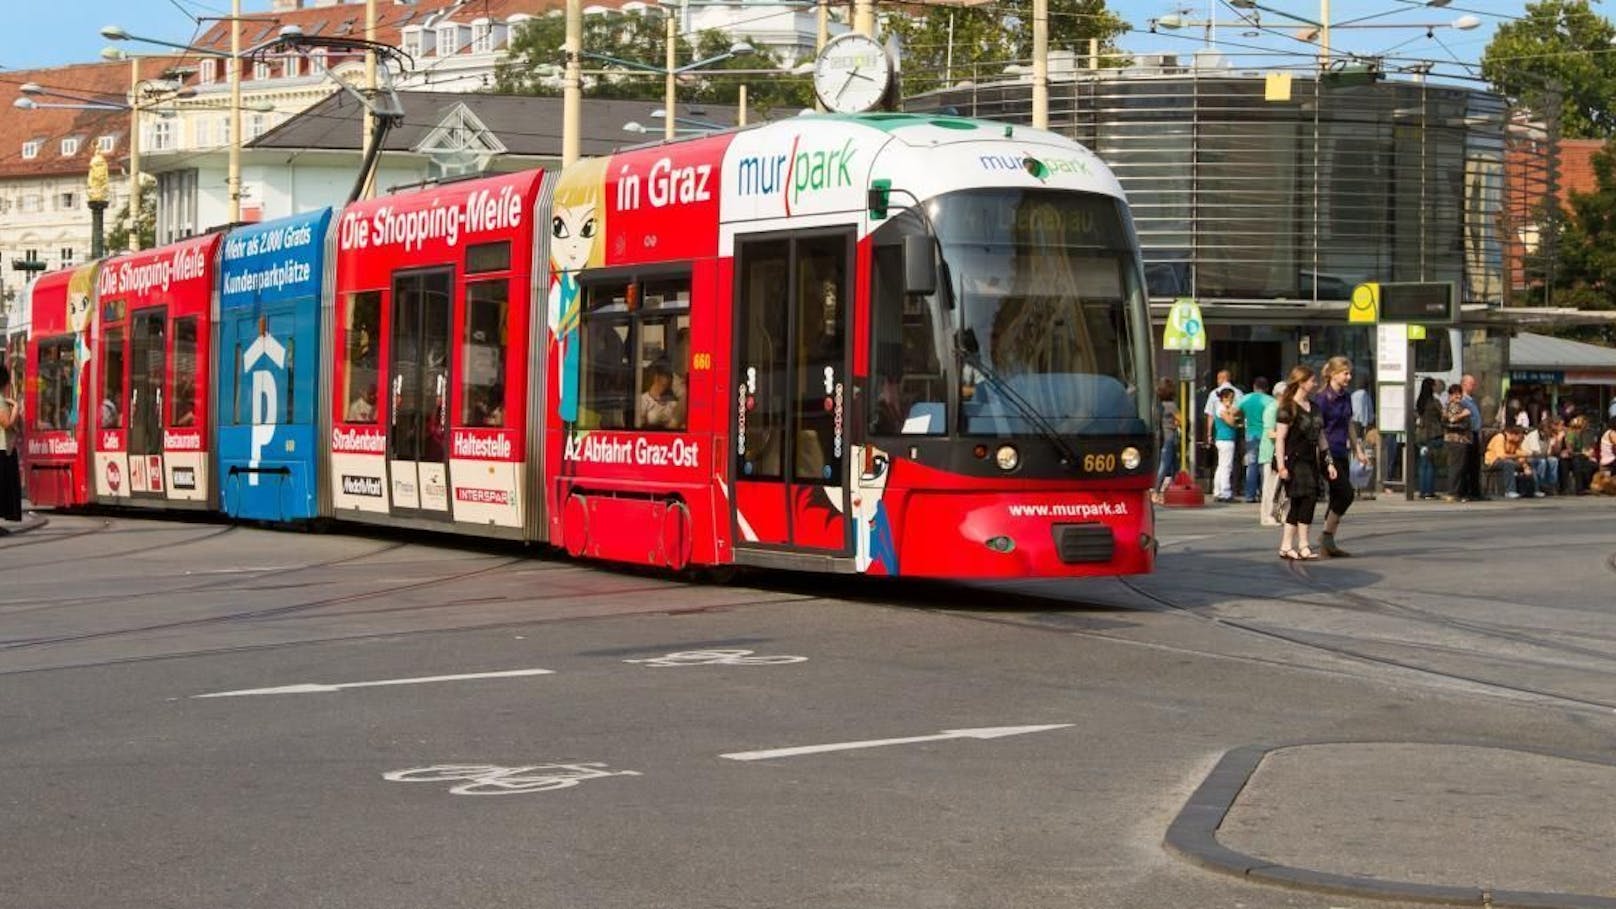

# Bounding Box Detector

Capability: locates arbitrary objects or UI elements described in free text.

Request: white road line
[193,668,555,698]
[720,724,1073,761]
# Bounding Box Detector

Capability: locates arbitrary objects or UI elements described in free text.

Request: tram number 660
[1082,453,1116,473]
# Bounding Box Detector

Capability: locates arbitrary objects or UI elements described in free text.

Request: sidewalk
[1168,741,1616,908]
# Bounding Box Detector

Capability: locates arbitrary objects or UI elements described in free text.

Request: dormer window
[437,23,460,56]
[200,58,218,83]
[97,135,117,153]
[253,59,272,81]
[61,137,81,157]
[401,25,423,59]
[21,140,41,160]
[281,56,299,78]
[471,18,493,53]
[310,48,329,71]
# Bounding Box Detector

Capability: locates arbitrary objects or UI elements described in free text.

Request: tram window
[579,317,632,429]
[232,342,243,425]
[793,237,846,482]
[129,311,166,455]
[736,241,790,478]
[100,327,125,429]
[634,312,689,431]
[641,276,690,309]
[870,244,944,436]
[577,276,692,432]
[170,317,198,427]
[462,279,508,426]
[34,337,74,430]
[466,240,510,275]
[344,291,381,423]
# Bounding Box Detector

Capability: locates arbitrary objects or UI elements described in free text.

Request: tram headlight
[994,445,1020,472]
[1120,446,1142,470]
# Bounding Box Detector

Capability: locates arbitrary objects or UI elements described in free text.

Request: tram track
[0,591,815,678]
[1112,570,1616,717]
[0,539,411,616]
[0,517,112,551]
[0,546,521,652]
[0,521,239,570]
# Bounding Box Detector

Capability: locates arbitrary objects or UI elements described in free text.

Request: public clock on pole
[813,32,896,114]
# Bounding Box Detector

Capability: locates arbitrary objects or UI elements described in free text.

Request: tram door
[731,232,853,552]
[127,307,167,497]
[387,269,453,519]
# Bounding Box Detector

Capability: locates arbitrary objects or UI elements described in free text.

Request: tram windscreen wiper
[956,332,1081,470]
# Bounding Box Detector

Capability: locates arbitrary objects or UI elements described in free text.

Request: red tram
[22,113,1158,581]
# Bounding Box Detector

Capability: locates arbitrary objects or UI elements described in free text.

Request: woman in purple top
[1313,356,1368,557]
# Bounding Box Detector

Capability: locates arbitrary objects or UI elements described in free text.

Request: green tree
[1550,142,1616,343]
[493,13,810,116]
[1480,0,1616,139]
[105,190,155,255]
[886,0,1128,96]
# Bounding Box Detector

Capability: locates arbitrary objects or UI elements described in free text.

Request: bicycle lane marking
[623,649,807,668]
[384,763,642,795]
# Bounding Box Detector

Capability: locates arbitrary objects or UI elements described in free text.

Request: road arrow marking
[719,724,1073,761]
[193,668,555,698]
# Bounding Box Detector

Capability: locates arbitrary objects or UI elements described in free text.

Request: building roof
[1511,331,1616,372]
[249,89,738,159]
[193,0,633,61]
[0,62,163,180]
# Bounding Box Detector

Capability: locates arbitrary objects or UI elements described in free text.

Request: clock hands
[836,64,862,101]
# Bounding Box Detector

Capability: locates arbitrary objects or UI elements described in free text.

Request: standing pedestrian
[1414,377,1443,499]
[1152,378,1180,504]
[1274,365,1333,560]
[1460,374,1484,499]
[1212,387,1239,502]
[1238,377,1274,504]
[1314,356,1366,557]
[1259,380,1286,526]
[0,364,21,525]
[1441,383,1473,502]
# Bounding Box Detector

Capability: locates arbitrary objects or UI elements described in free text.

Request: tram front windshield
[928,188,1150,437]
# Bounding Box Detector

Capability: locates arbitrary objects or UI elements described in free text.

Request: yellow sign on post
[1349,282,1380,323]
[1162,297,1206,351]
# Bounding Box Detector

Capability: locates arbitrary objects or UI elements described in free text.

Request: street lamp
[103,1,245,223]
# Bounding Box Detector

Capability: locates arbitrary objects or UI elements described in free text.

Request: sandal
[1294,547,1320,560]
[1279,548,1299,560]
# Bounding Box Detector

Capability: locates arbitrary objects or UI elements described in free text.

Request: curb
[1164,742,1616,909]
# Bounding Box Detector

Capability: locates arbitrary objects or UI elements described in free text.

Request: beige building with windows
[0,62,148,334]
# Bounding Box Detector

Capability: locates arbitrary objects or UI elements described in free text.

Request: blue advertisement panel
[215,208,332,521]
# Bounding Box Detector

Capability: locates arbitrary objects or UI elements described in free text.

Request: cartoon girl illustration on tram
[548,157,608,423]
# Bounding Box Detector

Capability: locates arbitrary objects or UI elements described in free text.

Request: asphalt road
[1,497,1612,909]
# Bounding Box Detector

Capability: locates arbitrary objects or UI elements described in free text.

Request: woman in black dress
[1272,364,1337,560]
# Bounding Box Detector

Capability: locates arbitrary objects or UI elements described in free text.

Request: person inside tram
[352,324,377,370]
[476,384,505,427]
[637,360,683,430]
[347,383,378,423]
[100,388,120,429]
[172,380,197,427]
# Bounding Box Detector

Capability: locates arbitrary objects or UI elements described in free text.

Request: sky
[3,0,1536,80]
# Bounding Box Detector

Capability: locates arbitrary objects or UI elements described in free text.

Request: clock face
[813,33,893,114]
